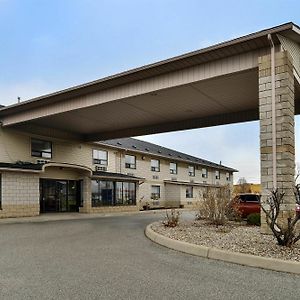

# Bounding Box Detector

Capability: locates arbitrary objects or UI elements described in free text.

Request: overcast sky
[0,0,300,183]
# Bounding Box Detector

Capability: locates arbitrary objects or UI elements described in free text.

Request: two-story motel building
[0,127,236,218]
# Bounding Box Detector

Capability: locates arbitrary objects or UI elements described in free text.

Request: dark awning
[92,171,143,181]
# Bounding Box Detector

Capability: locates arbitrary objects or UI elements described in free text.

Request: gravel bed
[151,220,300,262]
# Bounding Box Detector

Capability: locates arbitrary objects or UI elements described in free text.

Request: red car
[233,194,300,219]
[232,193,261,218]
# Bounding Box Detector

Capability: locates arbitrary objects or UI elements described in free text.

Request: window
[31,139,52,158]
[122,182,136,205]
[170,162,177,174]
[202,168,208,178]
[93,149,108,165]
[186,186,193,198]
[92,180,136,207]
[92,180,114,207]
[151,185,160,199]
[125,155,136,169]
[215,170,220,180]
[188,165,195,176]
[151,159,160,172]
[226,172,230,181]
[116,181,136,205]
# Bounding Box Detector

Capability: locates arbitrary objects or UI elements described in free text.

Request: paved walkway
[0,209,192,224]
[0,212,299,299]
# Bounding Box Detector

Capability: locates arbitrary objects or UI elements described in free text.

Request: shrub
[225,196,242,222]
[196,185,235,226]
[247,213,261,226]
[163,209,180,227]
[262,188,300,247]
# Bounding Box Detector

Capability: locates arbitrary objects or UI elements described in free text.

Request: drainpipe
[267,34,277,189]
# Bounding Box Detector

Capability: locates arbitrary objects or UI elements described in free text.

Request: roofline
[96,140,238,172]
[1,22,299,115]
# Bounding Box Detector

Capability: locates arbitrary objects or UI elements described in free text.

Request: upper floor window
[31,139,52,158]
[151,185,160,199]
[202,168,208,178]
[151,159,160,172]
[215,170,220,180]
[170,162,177,174]
[188,165,195,177]
[125,155,136,169]
[186,186,193,198]
[226,172,230,181]
[93,149,108,165]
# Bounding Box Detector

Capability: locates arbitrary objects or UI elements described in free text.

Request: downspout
[267,34,277,189]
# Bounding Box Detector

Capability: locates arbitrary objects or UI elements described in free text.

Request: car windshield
[239,194,260,203]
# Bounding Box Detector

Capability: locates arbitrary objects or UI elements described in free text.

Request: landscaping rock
[151,220,300,262]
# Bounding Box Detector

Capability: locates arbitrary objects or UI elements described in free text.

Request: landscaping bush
[163,209,180,227]
[262,188,300,247]
[225,196,242,222]
[247,213,261,226]
[196,185,237,226]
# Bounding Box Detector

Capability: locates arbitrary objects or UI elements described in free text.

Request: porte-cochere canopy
[0,22,300,141]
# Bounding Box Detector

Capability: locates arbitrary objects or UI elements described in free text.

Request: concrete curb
[145,223,300,275]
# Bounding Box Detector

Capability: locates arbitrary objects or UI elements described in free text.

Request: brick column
[259,50,295,233]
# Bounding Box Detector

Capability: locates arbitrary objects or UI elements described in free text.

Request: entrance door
[40,179,80,213]
[57,180,67,212]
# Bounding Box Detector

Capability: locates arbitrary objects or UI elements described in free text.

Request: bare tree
[261,188,300,247]
[235,177,251,194]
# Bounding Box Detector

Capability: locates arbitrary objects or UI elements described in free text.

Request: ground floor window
[151,185,160,199]
[92,180,136,207]
[186,186,193,198]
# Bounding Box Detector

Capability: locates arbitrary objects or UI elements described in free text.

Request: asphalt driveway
[0,212,299,300]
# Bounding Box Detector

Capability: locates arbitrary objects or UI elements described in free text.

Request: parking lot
[0,212,299,299]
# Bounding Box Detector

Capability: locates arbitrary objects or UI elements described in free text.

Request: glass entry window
[40,179,82,213]
[92,180,136,207]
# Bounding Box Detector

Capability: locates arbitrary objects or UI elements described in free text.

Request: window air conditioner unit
[190,179,194,183]
[95,166,107,172]
[171,177,177,181]
[153,175,159,180]
[36,159,50,165]
[127,173,134,176]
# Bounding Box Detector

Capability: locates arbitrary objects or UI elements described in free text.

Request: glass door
[40,179,80,213]
[40,180,57,212]
[57,181,67,212]
[67,181,79,212]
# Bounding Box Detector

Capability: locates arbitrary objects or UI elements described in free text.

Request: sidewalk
[0,208,194,225]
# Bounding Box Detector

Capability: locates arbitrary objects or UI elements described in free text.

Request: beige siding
[0,127,234,214]
[0,171,40,218]
[165,184,181,207]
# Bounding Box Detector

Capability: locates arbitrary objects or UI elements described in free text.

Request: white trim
[42,162,93,176]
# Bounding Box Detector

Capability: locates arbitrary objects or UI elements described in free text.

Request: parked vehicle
[233,193,300,219]
[232,193,261,218]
